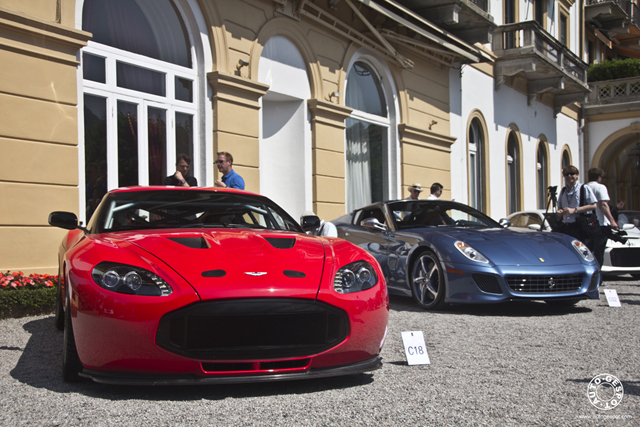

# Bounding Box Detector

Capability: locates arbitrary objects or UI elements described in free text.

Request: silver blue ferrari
[332,200,600,310]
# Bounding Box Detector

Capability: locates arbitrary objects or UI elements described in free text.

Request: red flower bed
[0,271,57,290]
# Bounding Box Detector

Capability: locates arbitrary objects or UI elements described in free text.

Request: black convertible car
[332,200,601,310]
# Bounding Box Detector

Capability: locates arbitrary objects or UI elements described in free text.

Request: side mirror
[300,215,321,233]
[48,211,79,230]
[499,218,512,228]
[361,218,387,231]
[528,224,542,231]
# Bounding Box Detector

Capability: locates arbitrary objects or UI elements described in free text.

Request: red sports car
[49,187,388,385]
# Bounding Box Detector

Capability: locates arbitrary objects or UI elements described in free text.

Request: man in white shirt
[586,168,618,266]
[428,183,443,200]
[300,211,338,237]
[556,165,597,250]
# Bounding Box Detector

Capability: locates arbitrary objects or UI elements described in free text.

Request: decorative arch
[505,124,524,214]
[250,18,322,99]
[591,122,640,168]
[466,109,491,216]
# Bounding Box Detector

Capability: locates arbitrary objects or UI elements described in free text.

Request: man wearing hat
[406,183,423,200]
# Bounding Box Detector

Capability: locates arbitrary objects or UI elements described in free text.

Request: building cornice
[0,7,91,66]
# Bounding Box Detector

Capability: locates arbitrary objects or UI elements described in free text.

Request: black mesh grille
[472,274,503,294]
[156,299,349,359]
[506,274,584,293]
[609,248,640,267]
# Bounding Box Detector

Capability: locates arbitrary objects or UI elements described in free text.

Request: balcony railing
[468,0,489,13]
[586,0,628,7]
[492,21,588,85]
[588,76,640,104]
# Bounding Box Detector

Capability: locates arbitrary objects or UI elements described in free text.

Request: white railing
[588,76,640,104]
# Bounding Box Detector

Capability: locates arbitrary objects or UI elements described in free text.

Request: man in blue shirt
[214,151,245,190]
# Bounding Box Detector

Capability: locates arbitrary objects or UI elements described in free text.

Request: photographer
[556,165,597,252]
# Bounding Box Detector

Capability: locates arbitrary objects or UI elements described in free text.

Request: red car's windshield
[89,190,302,234]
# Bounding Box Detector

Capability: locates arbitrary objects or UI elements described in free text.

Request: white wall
[450,65,581,219]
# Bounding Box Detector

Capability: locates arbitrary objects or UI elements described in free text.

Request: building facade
[0,0,604,274]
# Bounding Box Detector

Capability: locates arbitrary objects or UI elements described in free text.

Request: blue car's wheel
[410,250,445,310]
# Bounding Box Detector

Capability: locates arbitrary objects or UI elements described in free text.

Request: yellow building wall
[0,0,454,272]
[0,4,90,274]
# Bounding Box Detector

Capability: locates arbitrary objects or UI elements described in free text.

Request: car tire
[54,266,64,331]
[544,298,580,307]
[410,250,446,310]
[62,294,84,383]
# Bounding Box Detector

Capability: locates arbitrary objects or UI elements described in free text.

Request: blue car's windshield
[89,190,302,234]
[389,200,500,230]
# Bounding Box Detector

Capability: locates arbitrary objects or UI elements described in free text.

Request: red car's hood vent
[167,236,209,249]
[264,237,296,249]
[122,229,326,300]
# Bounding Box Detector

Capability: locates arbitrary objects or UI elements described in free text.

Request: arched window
[81,0,200,220]
[345,59,396,211]
[469,118,484,212]
[507,133,520,215]
[562,148,571,171]
[537,141,548,209]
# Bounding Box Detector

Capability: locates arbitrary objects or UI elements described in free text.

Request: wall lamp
[236,59,250,73]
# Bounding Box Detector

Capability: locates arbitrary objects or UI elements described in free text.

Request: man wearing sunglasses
[556,165,597,247]
[214,151,245,190]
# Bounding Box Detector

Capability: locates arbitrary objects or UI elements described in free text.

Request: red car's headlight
[333,261,378,294]
[91,262,173,296]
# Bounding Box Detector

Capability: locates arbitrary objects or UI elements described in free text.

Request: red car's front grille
[156,299,349,360]
[201,358,311,373]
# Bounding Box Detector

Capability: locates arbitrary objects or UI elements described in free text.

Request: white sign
[604,289,621,307]
[401,331,430,365]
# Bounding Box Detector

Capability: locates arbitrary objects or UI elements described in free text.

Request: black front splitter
[79,356,383,386]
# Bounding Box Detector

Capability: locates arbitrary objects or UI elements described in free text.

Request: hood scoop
[167,236,209,249]
[264,237,296,249]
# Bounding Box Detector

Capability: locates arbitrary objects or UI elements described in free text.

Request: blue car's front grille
[506,274,584,293]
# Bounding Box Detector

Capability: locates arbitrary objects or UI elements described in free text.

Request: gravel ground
[1,276,638,427]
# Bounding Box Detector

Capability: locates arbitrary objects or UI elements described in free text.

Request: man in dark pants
[586,168,618,266]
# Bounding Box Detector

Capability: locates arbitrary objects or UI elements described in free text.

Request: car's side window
[356,207,386,227]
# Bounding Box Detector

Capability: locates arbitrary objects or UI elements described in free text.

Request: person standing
[428,182,443,200]
[214,152,245,190]
[586,168,618,266]
[556,165,597,250]
[405,183,423,200]
[163,154,197,187]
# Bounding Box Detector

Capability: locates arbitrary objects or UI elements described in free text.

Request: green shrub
[588,58,640,82]
[0,271,58,319]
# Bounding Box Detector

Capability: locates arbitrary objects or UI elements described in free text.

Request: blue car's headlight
[92,262,173,296]
[454,241,490,263]
[571,240,595,262]
[334,261,378,294]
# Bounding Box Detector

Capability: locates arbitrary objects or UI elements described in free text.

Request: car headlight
[571,240,595,262]
[454,241,490,263]
[334,261,378,294]
[92,262,173,296]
